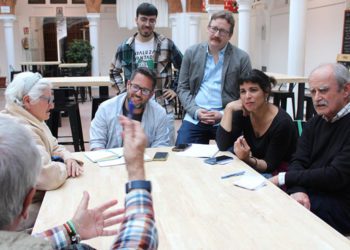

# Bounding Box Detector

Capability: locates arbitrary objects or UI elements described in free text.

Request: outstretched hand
[71,191,124,240]
[119,115,147,181]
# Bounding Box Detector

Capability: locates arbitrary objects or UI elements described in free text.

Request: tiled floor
[0,87,182,152]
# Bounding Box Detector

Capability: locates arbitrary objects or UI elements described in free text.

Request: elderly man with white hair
[270,63,350,235]
[0,116,158,249]
[1,72,84,229]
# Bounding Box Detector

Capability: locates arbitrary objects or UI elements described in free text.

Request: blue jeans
[175,120,217,145]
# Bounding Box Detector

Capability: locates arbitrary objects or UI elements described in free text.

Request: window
[28,0,45,3]
[50,0,67,3]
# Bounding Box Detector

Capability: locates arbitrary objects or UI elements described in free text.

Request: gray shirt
[90,93,169,149]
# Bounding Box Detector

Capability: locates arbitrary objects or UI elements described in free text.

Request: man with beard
[90,67,169,149]
[176,10,251,145]
[270,63,350,235]
[110,2,182,145]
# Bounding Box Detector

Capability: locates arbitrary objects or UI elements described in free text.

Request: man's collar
[324,102,350,123]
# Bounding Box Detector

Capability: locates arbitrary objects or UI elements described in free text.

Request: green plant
[66,39,93,66]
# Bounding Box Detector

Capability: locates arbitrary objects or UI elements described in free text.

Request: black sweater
[286,113,350,234]
[216,109,297,173]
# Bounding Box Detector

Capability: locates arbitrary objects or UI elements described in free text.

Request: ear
[22,95,31,110]
[20,187,36,220]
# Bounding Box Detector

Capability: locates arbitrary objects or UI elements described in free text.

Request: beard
[126,95,145,110]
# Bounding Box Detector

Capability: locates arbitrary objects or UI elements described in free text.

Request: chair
[59,65,91,102]
[293,119,305,137]
[46,89,85,152]
[272,83,296,119]
[304,93,316,120]
[10,71,22,81]
[91,86,111,120]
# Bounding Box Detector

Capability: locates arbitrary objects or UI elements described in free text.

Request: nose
[313,91,322,102]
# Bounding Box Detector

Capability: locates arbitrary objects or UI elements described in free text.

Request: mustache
[211,37,221,42]
[314,99,328,106]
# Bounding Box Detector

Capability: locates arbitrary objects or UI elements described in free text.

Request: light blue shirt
[184,45,226,125]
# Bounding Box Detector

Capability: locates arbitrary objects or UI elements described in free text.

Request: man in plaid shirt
[110,2,183,145]
[0,115,158,250]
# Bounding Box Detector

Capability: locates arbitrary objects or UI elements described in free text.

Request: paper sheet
[175,144,219,158]
[98,154,152,167]
[233,173,266,190]
[84,149,122,163]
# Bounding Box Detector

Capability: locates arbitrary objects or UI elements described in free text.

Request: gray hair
[0,116,41,229]
[5,72,52,106]
[310,63,350,90]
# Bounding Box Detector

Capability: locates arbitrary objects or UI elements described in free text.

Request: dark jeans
[309,191,350,235]
[175,120,218,145]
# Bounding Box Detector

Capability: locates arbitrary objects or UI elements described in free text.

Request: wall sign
[342,10,350,54]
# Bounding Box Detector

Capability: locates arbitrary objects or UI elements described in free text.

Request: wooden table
[20,61,61,73]
[32,148,350,249]
[46,76,112,88]
[266,72,308,120]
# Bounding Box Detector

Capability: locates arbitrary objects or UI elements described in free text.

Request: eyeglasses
[130,83,152,96]
[139,16,156,25]
[39,95,54,104]
[208,26,231,37]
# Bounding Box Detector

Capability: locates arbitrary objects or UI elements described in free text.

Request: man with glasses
[176,10,252,145]
[90,67,169,149]
[110,2,183,145]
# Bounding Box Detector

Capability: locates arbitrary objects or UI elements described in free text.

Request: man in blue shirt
[176,10,251,145]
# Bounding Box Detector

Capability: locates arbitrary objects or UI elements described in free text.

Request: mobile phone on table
[204,155,233,165]
[172,143,191,152]
[153,152,169,161]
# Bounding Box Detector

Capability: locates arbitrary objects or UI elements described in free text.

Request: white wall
[304,0,345,75]
[250,0,347,75]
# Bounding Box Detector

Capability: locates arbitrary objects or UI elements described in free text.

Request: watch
[126,180,152,193]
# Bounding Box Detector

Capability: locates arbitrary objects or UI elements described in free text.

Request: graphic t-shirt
[135,37,155,69]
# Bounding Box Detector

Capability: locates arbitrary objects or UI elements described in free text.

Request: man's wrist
[126,180,151,193]
[127,164,145,181]
[278,172,286,186]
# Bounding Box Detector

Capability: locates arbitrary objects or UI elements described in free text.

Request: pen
[211,150,220,158]
[221,170,245,179]
[128,99,134,119]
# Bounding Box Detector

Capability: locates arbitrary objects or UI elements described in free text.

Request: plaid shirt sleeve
[111,189,158,250]
[32,225,70,250]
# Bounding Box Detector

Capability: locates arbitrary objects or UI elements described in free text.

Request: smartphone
[153,152,169,161]
[172,143,191,152]
[204,155,233,165]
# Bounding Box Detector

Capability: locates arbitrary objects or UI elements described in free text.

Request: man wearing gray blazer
[176,10,252,145]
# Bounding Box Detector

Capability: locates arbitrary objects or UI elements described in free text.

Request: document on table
[175,144,219,158]
[97,154,152,167]
[84,148,152,167]
[84,148,123,163]
[233,173,266,190]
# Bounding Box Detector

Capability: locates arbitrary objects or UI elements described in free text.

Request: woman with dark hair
[216,69,297,176]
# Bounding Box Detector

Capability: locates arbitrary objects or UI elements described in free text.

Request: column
[87,13,100,76]
[287,0,306,75]
[0,14,16,79]
[287,0,307,120]
[237,0,253,54]
[169,13,204,53]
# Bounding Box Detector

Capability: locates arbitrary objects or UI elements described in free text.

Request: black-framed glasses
[208,26,230,37]
[130,83,152,96]
[39,95,54,104]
